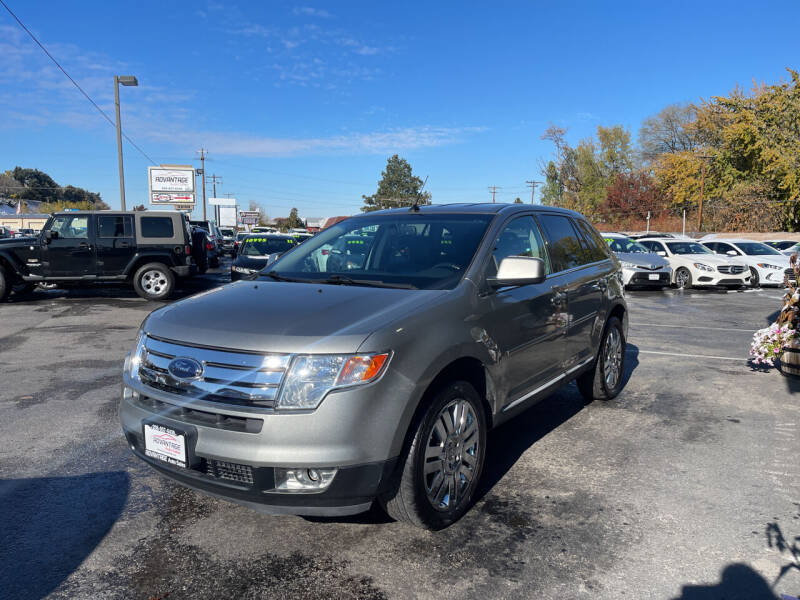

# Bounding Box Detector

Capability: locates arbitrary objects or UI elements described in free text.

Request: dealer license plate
[648,274,660,280]
[144,423,187,468]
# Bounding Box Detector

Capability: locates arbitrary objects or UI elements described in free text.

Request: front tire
[578,316,626,404]
[0,266,10,302]
[675,267,692,289]
[380,381,486,530]
[133,263,175,301]
[749,267,760,288]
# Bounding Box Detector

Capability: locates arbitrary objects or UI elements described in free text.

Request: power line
[0,0,157,165]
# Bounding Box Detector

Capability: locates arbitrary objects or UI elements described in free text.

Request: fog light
[273,467,337,493]
[122,386,139,400]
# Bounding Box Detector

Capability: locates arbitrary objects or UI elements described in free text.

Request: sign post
[148,165,196,210]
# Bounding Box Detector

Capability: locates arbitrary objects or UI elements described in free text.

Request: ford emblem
[167,357,204,380]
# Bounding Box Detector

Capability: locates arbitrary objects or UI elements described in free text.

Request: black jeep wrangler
[0,211,198,301]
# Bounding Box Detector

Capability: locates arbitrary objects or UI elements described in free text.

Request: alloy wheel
[676,269,690,288]
[423,399,480,512]
[603,326,623,389]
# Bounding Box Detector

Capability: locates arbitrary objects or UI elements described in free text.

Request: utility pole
[488,185,501,203]
[646,211,651,234]
[209,174,222,222]
[526,180,543,204]
[196,148,207,220]
[696,156,712,232]
[682,208,687,236]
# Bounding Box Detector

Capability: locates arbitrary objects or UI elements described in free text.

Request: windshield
[240,236,297,256]
[733,242,782,256]
[605,236,651,254]
[264,212,494,289]
[219,228,234,237]
[666,242,712,255]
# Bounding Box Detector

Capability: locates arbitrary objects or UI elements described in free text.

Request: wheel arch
[125,254,174,279]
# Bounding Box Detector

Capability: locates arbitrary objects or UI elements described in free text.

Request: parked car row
[601,232,794,290]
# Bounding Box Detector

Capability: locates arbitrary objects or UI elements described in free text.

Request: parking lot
[1,264,799,599]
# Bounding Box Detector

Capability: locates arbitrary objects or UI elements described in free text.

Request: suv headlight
[125,330,146,381]
[277,352,390,410]
[756,263,781,270]
[693,262,715,272]
[232,265,256,274]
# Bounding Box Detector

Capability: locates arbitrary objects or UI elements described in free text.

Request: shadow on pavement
[6,270,230,304]
[671,563,778,599]
[0,471,130,599]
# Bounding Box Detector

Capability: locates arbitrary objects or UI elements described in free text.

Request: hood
[0,237,32,248]
[615,252,669,268]
[671,253,745,266]
[143,280,446,354]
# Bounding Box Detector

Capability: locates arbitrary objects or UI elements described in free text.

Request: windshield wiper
[318,274,417,289]
[262,271,309,283]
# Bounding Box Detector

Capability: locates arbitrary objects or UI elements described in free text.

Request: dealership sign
[148,166,196,207]
[239,210,260,225]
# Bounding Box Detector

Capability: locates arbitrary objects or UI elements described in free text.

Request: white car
[638,237,750,289]
[603,233,672,288]
[701,238,791,287]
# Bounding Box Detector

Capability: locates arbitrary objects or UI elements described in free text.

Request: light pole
[114,75,138,210]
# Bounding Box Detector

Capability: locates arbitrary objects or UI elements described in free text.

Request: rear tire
[675,267,692,289]
[578,316,626,404]
[0,266,10,302]
[133,263,175,301]
[379,380,486,530]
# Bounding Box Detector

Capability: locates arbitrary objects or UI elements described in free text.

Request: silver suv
[121,204,628,529]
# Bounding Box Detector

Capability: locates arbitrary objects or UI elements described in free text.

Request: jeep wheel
[578,316,626,403]
[0,266,10,302]
[380,380,486,530]
[133,263,175,301]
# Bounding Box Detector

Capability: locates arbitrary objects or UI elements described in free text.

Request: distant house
[323,216,350,229]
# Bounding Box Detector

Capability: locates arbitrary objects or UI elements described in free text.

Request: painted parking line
[629,348,746,362]
[631,323,758,333]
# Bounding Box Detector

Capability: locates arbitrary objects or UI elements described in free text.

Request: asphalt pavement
[1,269,799,600]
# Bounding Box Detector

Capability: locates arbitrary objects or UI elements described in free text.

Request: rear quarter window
[140,217,174,238]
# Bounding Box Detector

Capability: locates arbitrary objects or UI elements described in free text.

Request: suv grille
[138,335,289,408]
[202,459,254,485]
[717,265,745,274]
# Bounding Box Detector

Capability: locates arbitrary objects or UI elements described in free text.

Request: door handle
[118,242,130,248]
[79,242,91,249]
[551,290,566,307]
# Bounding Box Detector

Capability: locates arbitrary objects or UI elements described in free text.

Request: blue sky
[0,0,797,219]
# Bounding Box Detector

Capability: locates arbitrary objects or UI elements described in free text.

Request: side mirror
[726,249,738,256]
[44,230,58,243]
[656,251,666,257]
[487,256,546,288]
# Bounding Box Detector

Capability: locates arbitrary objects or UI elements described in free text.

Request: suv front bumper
[120,366,414,515]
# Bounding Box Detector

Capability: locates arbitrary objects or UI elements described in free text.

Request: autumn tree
[362,155,431,212]
[601,172,663,225]
[639,103,698,161]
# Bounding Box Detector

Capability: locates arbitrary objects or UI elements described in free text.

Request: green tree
[280,207,305,231]
[513,197,523,204]
[5,167,108,209]
[361,155,431,212]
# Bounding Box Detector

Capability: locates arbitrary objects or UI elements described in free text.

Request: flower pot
[779,342,800,378]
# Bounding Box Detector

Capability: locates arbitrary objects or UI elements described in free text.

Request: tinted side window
[141,217,174,238]
[574,219,610,263]
[537,214,584,272]
[488,216,548,276]
[98,215,133,238]
[640,240,663,253]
